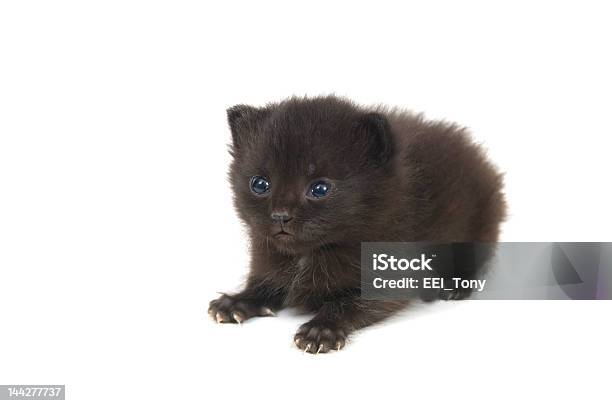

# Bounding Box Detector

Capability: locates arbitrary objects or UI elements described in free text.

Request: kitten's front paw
[208,294,275,324]
[294,321,347,354]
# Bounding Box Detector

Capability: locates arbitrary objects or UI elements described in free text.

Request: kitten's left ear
[226,104,267,150]
[354,112,394,166]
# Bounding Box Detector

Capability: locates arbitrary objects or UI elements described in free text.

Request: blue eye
[250,176,270,195]
[309,181,330,198]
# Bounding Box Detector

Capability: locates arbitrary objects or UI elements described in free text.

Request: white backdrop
[1,1,610,405]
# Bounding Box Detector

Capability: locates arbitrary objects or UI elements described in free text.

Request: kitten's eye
[309,180,330,199]
[250,176,270,195]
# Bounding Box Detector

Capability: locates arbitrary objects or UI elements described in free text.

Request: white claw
[336,342,341,351]
[317,344,323,354]
[215,313,223,323]
[232,312,243,324]
[304,343,311,354]
[262,307,276,316]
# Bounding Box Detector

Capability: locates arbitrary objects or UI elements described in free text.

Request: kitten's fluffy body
[209,96,506,353]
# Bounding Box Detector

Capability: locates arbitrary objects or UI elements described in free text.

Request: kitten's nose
[271,211,292,224]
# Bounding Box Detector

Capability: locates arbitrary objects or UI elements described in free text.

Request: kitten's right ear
[353,112,394,167]
[226,104,265,150]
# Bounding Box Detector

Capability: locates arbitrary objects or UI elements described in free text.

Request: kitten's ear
[354,112,394,166]
[226,104,266,149]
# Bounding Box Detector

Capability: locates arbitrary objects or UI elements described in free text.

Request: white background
[1,1,611,405]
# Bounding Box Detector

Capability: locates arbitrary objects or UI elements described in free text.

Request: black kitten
[209,95,506,353]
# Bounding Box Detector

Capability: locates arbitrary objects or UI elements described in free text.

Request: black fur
[209,95,506,353]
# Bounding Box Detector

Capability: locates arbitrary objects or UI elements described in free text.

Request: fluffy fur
[209,95,506,353]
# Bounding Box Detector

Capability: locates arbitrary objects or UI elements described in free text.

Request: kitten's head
[227,96,394,254]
